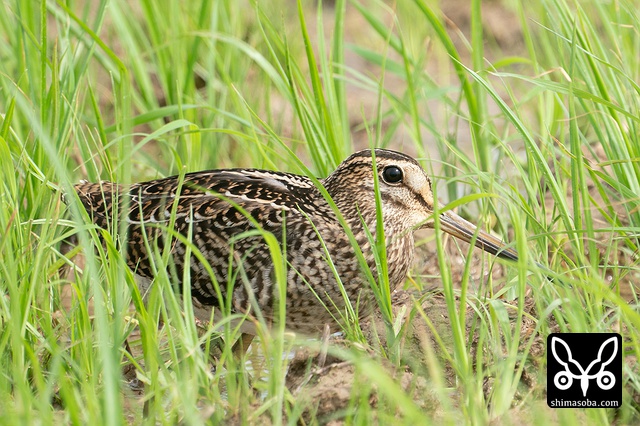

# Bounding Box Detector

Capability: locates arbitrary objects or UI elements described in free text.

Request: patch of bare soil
[286,267,637,424]
[283,288,555,423]
[286,347,440,424]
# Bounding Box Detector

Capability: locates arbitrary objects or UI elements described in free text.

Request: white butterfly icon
[551,336,617,397]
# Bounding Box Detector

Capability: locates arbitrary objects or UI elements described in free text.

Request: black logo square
[547,333,622,408]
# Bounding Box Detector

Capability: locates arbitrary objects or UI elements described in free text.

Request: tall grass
[0,0,638,424]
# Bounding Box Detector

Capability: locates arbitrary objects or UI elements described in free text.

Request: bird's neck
[322,182,414,291]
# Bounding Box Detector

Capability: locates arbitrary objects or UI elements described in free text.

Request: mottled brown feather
[72,149,435,334]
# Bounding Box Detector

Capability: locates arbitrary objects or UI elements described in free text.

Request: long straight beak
[437,210,519,262]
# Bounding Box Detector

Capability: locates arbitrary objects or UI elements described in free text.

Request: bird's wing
[72,170,337,278]
[72,169,331,301]
[73,169,323,228]
[129,169,321,225]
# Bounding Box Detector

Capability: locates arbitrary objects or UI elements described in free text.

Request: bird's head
[324,149,518,261]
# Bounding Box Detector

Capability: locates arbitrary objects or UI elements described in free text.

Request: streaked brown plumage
[73,149,517,335]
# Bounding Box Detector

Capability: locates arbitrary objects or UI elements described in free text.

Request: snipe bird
[73,149,517,340]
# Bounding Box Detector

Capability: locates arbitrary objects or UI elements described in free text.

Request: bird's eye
[382,166,403,184]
